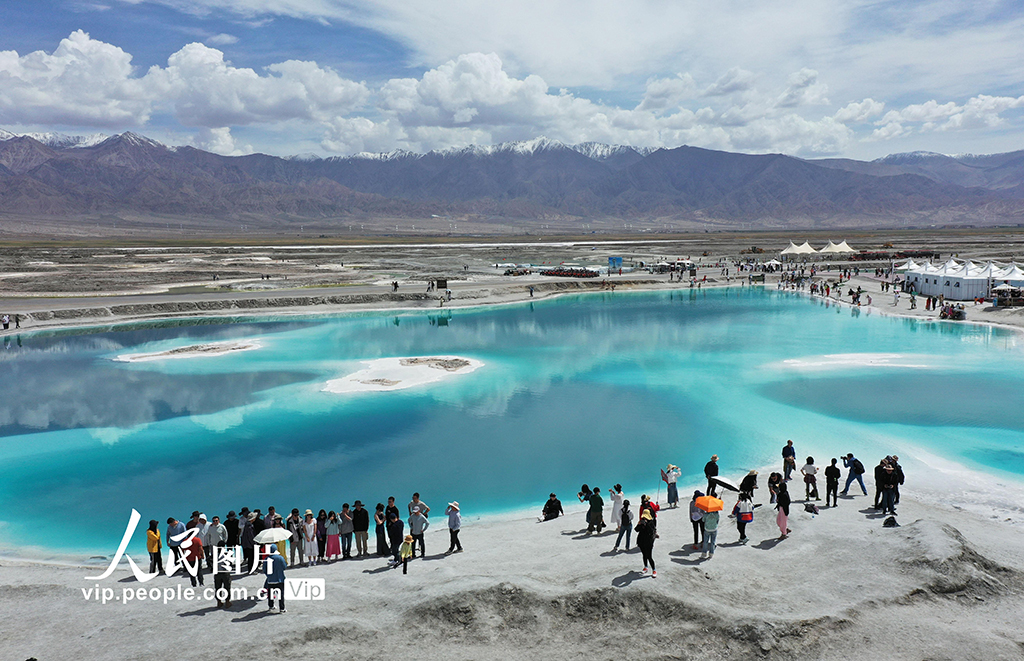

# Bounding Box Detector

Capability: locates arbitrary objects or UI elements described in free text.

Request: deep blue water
[1,288,1022,557]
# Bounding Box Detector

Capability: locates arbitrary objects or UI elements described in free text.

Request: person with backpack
[689,491,706,550]
[735,492,754,544]
[635,510,657,577]
[800,457,819,501]
[612,499,634,551]
[841,453,868,496]
[824,459,841,507]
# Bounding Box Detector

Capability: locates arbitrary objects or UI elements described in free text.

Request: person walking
[408,507,430,557]
[353,501,370,557]
[776,482,792,539]
[587,487,605,533]
[782,440,797,481]
[800,457,819,500]
[264,544,286,613]
[445,502,463,554]
[577,484,593,528]
[635,509,657,577]
[302,510,319,566]
[824,458,841,507]
[340,503,354,559]
[374,503,390,556]
[664,465,681,507]
[702,506,720,559]
[240,513,256,574]
[735,493,753,544]
[612,499,634,551]
[324,511,341,561]
[147,520,163,575]
[213,542,233,609]
[183,530,204,587]
[689,491,706,550]
[704,455,720,496]
[841,453,868,496]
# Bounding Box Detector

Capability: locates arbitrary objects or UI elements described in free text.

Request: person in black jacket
[891,455,905,504]
[873,458,889,509]
[824,459,841,507]
[704,455,720,496]
[542,493,563,521]
[775,482,791,540]
[879,463,899,515]
[739,470,758,499]
[635,510,658,577]
[352,501,370,557]
[386,512,405,566]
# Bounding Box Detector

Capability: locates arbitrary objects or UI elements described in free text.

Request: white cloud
[704,67,757,97]
[637,74,696,112]
[193,126,252,155]
[206,33,239,46]
[834,98,884,123]
[871,94,1024,139]
[776,68,829,108]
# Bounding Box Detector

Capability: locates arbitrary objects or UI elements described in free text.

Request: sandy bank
[323,356,484,393]
[114,339,262,362]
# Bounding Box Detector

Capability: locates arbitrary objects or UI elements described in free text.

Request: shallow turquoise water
[1,288,1023,556]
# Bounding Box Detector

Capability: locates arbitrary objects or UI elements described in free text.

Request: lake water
[2,288,1023,557]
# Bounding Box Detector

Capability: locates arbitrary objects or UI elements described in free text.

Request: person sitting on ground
[542,493,563,521]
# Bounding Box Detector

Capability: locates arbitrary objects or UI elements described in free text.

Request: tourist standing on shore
[542,493,563,520]
[800,457,819,501]
[265,544,286,613]
[207,515,227,566]
[385,497,400,521]
[612,499,634,551]
[184,531,204,587]
[408,493,431,518]
[739,470,758,500]
[166,517,186,567]
[842,453,868,496]
[609,484,624,527]
[325,511,341,561]
[776,483,791,539]
[375,503,389,556]
[147,520,162,575]
[689,491,706,550]
[705,455,720,496]
[340,503,354,559]
[873,459,888,508]
[353,501,369,556]
[824,459,841,507]
[445,502,463,554]
[702,506,720,559]
[735,493,753,544]
[399,535,414,574]
[387,513,404,566]
[664,465,681,507]
[286,509,304,566]
[224,511,239,548]
[303,510,319,566]
[879,463,899,515]
[587,487,605,533]
[213,542,233,609]
[782,440,797,481]
[316,510,328,562]
[891,456,905,505]
[241,513,255,573]
[408,507,430,557]
[635,510,657,577]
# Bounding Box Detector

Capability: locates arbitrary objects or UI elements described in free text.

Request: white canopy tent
[834,240,856,253]
[904,259,1024,300]
[819,240,843,253]
[780,242,801,255]
[796,241,817,254]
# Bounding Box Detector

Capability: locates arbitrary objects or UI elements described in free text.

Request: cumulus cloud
[637,74,696,112]
[704,68,757,97]
[206,33,239,46]
[834,98,884,123]
[193,126,252,155]
[869,94,1024,139]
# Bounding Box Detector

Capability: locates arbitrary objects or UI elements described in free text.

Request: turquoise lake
[2,288,1023,557]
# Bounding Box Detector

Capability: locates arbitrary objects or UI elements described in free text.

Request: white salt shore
[769,352,940,372]
[322,355,483,393]
[114,339,262,362]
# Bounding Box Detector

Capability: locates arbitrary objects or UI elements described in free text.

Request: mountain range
[2,130,1023,229]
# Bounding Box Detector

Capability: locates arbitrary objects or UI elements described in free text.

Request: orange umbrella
[695,496,724,512]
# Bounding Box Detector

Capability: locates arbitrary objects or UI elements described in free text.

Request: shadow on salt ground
[611,570,649,588]
[860,508,888,520]
[670,555,707,566]
[362,565,395,575]
[600,548,639,558]
[752,537,784,550]
[232,610,277,622]
[178,605,220,618]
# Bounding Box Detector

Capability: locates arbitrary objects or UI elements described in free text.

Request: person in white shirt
[665,465,681,507]
[608,485,624,530]
[800,457,820,501]
[196,514,212,570]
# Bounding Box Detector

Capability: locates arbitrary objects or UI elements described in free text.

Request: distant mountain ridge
[1,128,1023,227]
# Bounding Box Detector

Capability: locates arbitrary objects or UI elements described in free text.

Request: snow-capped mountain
[0,129,109,149]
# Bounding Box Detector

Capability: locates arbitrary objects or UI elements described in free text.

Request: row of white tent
[898,258,1024,300]
[780,240,856,255]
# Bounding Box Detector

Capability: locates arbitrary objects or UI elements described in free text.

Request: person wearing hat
[302,510,318,566]
[408,506,430,558]
[879,461,900,515]
[240,512,256,573]
[445,502,463,554]
[704,455,720,497]
[399,534,414,574]
[224,510,240,548]
[739,470,758,500]
[608,485,624,528]
[665,465,681,507]
[352,501,370,557]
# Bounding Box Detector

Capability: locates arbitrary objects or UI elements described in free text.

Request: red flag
[660,468,669,483]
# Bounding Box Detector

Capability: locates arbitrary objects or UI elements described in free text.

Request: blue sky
[1,0,1023,159]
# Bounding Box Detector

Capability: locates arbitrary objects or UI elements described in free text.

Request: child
[399,534,414,574]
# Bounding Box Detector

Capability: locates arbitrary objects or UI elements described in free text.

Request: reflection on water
[0,288,1022,556]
